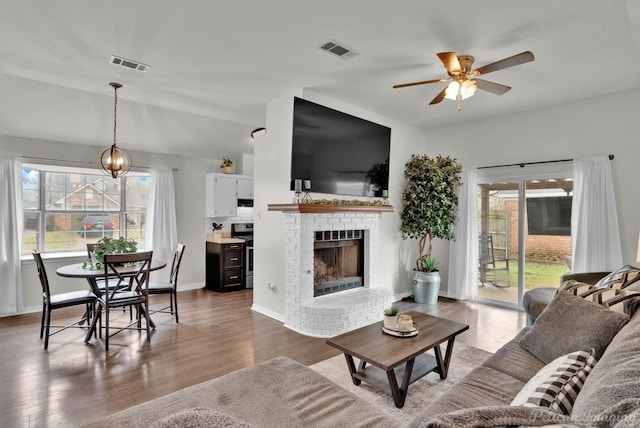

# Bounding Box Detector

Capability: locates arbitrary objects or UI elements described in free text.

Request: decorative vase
[412,270,441,304]
[383,315,397,329]
[223,166,232,174]
[397,314,413,331]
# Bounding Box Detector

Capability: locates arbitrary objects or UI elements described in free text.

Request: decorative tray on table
[382,323,419,338]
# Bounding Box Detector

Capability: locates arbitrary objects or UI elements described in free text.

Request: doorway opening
[477,176,573,307]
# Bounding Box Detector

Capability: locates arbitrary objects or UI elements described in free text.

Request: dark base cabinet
[206,241,245,291]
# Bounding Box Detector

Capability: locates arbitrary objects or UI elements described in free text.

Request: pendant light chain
[113,83,118,146]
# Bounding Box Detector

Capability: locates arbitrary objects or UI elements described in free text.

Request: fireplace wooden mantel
[268,203,394,214]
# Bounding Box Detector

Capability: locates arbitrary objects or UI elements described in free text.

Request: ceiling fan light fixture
[99,82,132,179]
[444,80,477,101]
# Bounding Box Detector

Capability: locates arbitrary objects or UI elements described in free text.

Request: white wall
[0,135,227,311]
[423,89,640,296]
[252,91,427,317]
[7,88,637,313]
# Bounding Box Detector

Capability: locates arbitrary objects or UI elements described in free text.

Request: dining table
[56,259,167,339]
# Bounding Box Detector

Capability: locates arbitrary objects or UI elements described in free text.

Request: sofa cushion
[519,291,628,364]
[83,356,400,428]
[481,328,545,383]
[412,365,526,419]
[510,349,597,415]
[571,312,640,421]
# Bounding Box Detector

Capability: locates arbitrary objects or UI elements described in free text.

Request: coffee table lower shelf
[351,353,438,396]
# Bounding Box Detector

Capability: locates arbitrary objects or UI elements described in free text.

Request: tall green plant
[400,154,462,271]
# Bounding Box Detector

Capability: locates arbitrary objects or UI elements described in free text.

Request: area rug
[309,342,492,425]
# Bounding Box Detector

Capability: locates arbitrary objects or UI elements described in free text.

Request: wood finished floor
[0,289,525,427]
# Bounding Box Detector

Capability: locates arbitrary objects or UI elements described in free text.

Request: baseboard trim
[251,304,285,323]
[178,282,205,292]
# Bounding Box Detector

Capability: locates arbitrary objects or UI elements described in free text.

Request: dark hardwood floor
[0,289,525,427]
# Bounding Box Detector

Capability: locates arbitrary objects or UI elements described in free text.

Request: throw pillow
[413,405,588,428]
[149,407,254,428]
[559,280,640,316]
[511,349,597,415]
[520,291,629,364]
[595,265,640,289]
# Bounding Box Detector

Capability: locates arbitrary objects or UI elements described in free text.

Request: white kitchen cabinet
[206,173,254,217]
[206,173,238,217]
[236,176,254,199]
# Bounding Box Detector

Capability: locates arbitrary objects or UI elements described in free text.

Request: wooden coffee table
[326,311,469,408]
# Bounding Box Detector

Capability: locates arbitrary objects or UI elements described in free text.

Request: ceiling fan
[393,51,534,111]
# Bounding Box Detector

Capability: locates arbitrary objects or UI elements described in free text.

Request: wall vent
[320,40,356,60]
[109,55,150,72]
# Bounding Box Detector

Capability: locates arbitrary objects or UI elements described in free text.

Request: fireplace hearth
[268,203,394,337]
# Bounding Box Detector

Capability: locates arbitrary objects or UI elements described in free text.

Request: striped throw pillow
[511,349,597,415]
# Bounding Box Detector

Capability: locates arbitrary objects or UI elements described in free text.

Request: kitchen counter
[206,233,245,244]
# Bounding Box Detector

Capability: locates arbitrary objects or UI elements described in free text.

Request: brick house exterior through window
[22,164,148,255]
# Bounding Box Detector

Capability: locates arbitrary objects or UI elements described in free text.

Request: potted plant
[383,305,399,329]
[89,236,138,268]
[401,154,462,304]
[220,158,233,174]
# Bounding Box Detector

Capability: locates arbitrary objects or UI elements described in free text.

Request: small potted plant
[383,305,399,329]
[220,158,233,174]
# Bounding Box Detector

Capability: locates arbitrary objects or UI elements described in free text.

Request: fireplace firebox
[314,230,364,297]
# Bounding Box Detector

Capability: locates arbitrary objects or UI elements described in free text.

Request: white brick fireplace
[270,204,393,337]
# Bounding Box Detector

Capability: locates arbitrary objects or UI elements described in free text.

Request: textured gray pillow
[520,291,629,364]
[149,407,254,428]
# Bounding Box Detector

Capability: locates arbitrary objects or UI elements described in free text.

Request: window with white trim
[22,164,148,255]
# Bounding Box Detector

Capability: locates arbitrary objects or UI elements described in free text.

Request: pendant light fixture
[99,82,132,179]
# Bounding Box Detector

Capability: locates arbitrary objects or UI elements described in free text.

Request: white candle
[304,180,311,190]
[294,179,302,193]
[382,190,388,198]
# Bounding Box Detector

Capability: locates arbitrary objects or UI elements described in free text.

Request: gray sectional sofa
[87,280,640,428]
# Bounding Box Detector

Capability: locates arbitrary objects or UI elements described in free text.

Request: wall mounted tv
[526,196,572,236]
[290,97,391,197]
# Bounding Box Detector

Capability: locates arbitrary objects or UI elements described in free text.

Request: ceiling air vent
[109,55,150,72]
[320,41,356,60]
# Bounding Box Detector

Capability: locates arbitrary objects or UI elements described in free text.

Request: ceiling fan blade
[472,51,534,76]
[437,52,461,73]
[474,79,511,95]
[393,78,445,89]
[429,87,448,105]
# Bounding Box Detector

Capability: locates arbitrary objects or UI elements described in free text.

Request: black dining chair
[86,251,153,351]
[143,243,186,323]
[32,250,97,350]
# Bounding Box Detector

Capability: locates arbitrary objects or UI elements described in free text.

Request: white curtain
[571,156,622,273]
[145,169,178,281]
[0,156,24,315]
[448,169,478,300]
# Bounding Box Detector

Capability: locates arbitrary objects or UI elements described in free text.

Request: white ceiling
[2,0,640,161]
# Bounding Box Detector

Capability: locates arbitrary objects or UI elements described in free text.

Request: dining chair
[87,251,153,351]
[32,250,97,350]
[143,243,186,323]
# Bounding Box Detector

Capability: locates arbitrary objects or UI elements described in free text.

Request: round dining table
[56,259,167,294]
[56,259,166,338]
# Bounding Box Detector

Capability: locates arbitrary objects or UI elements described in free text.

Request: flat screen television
[526,196,572,236]
[290,97,391,197]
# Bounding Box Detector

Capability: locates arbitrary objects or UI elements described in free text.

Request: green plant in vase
[90,236,138,268]
[383,305,400,329]
[401,154,462,303]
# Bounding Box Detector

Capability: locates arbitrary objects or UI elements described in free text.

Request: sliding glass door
[477,175,573,308]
